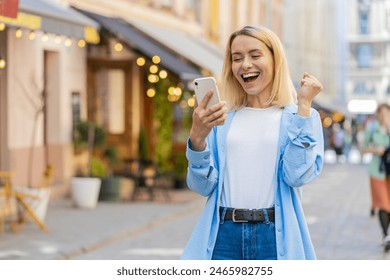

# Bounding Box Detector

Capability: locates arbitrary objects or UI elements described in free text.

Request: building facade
[346,0,390,114]
[283,0,347,112]
[1,0,286,198]
[0,0,99,196]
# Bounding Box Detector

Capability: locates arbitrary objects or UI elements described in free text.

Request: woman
[361,103,390,252]
[181,25,324,260]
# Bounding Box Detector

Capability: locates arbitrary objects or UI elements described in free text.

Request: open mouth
[241,72,260,83]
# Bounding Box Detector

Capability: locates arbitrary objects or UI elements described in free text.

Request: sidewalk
[1,163,390,260]
[0,189,204,260]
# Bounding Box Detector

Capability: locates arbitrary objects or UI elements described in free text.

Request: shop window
[107,70,125,134]
[72,92,81,127]
[95,69,125,135]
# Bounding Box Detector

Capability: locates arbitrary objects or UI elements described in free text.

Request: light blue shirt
[181,104,324,260]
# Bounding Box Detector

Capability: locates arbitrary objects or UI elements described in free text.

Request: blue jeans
[212,208,277,260]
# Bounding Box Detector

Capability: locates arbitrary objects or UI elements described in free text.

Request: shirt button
[277,228,281,232]
[204,155,209,160]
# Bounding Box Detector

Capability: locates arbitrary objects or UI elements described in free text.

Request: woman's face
[230,35,275,99]
[378,107,390,125]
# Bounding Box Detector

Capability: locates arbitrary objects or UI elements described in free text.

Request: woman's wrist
[297,102,312,117]
[189,132,206,151]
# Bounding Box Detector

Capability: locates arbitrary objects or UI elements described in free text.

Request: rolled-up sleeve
[186,138,218,197]
[282,110,324,187]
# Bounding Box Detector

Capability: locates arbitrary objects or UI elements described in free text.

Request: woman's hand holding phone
[190,90,227,151]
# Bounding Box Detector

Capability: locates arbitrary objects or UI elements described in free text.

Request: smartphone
[193,77,221,109]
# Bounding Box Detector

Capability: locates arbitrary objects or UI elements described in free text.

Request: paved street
[0,163,390,260]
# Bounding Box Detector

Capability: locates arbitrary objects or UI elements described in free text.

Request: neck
[246,94,272,108]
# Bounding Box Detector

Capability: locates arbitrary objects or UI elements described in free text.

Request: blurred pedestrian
[181,25,324,260]
[361,103,390,252]
[343,122,353,162]
[332,123,345,163]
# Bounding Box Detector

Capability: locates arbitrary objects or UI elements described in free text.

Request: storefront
[0,0,99,194]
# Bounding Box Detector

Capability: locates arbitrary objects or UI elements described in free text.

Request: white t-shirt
[221,106,282,209]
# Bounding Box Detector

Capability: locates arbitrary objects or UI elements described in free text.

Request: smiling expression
[231,35,275,105]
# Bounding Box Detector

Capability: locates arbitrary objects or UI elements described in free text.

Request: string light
[159,70,168,79]
[146,88,156,97]
[152,55,160,64]
[64,38,72,47]
[187,97,195,107]
[0,23,6,31]
[136,57,146,66]
[28,31,36,40]
[54,35,62,44]
[148,74,159,83]
[0,58,6,69]
[77,39,86,48]
[149,65,158,74]
[41,32,49,42]
[15,28,23,38]
[114,43,123,52]
[167,87,182,102]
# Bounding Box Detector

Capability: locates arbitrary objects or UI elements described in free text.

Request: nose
[242,57,252,69]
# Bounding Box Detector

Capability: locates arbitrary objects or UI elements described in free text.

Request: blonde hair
[222,25,297,110]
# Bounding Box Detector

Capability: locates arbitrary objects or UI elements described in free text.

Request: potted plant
[71,120,106,209]
[98,145,122,201]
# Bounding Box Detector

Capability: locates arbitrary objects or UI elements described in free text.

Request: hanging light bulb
[41,32,49,42]
[0,23,6,31]
[136,57,146,66]
[114,42,123,52]
[64,38,72,47]
[77,39,86,48]
[28,31,36,40]
[54,35,62,44]
[146,88,156,98]
[159,70,168,79]
[0,58,6,69]
[152,55,160,64]
[149,65,158,74]
[15,28,23,38]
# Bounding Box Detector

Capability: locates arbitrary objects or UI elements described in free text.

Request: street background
[1,0,390,263]
[1,162,389,260]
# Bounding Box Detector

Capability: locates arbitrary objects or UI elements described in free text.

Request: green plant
[153,78,174,173]
[73,120,106,177]
[73,121,106,151]
[138,126,150,163]
[90,156,109,178]
[174,151,187,179]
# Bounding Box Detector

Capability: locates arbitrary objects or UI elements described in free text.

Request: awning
[127,19,224,78]
[0,0,99,44]
[78,10,202,81]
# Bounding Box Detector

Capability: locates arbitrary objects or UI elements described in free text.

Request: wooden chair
[0,165,53,234]
[119,159,173,202]
[12,164,54,233]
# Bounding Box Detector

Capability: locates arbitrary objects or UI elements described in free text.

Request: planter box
[98,177,121,201]
[71,177,101,209]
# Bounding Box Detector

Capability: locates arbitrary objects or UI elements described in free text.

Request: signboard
[0,0,19,18]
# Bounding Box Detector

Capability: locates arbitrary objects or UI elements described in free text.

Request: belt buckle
[232,209,248,223]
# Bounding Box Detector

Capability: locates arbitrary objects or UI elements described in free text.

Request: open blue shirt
[181,104,324,260]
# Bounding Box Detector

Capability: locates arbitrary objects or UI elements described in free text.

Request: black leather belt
[220,207,275,223]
